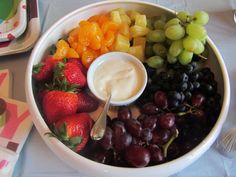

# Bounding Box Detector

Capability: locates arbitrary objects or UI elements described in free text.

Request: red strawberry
[33,55,56,81]
[42,90,79,124]
[77,92,99,113]
[67,58,88,76]
[53,113,94,152]
[54,62,86,88]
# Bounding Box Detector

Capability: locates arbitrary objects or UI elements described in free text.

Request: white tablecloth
[1,0,235,177]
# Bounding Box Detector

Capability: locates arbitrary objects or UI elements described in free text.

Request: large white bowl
[25,1,230,177]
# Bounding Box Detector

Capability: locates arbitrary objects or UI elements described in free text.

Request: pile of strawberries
[33,56,99,152]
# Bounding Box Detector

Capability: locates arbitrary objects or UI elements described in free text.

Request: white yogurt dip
[93,59,145,101]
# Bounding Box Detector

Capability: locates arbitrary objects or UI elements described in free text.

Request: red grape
[125,119,142,137]
[154,91,168,109]
[98,127,113,150]
[125,145,150,167]
[118,107,132,122]
[148,144,164,164]
[142,102,158,115]
[158,113,175,129]
[191,93,205,107]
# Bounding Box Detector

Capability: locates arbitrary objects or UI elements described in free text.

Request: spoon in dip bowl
[90,92,112,140]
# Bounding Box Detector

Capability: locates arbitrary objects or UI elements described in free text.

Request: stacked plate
[0,0,40,56]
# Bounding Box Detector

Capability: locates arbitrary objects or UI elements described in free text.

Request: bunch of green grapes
[145,10,209,68]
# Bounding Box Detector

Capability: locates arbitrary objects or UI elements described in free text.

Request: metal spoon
[90,93,112,140]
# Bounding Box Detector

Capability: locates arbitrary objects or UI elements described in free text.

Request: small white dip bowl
[87,52,147,106]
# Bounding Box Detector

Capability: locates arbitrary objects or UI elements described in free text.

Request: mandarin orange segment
[97,14,110,26]
[101,21,119,34]
[103,30,116,47]
[100,45,109,54]
[76,43,87,56]
[53,39,70,59]
[88,15,100,22]
[66,48,80,58]
[89,35,102,50]
[81,49,97,68]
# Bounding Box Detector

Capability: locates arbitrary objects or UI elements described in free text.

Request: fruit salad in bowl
[25,1,230,177]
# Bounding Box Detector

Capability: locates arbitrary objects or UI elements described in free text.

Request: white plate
[0,0,27,42]
[0,0,40,56]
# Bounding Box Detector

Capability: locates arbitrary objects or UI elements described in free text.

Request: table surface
[0,0,236,177]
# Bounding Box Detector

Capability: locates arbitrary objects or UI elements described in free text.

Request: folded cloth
[0,69,12,98]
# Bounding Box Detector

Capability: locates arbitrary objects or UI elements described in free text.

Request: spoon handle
[90,94,111,140]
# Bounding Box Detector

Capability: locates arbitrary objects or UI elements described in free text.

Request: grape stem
[162,128,179,158]
[175,104,199,116]
[198,54,208,60]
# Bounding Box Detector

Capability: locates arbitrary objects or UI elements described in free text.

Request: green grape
[178,50,193,65]
[177,11,191,23]
[169,39,183,57]
[164,18,180,29]
[193,39,204,54]
[146,56,164,69]
[145,43,154,58]
[186,23,207,40]
[152,43,167,58]
[165,24,185,40]
[154,19,165,30]
[193,10,209,25]
[146,29,166,43]
[183,36,199,52]
[167,53,177,64]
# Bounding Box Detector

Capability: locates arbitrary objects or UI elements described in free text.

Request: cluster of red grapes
[83,56,221,168]
[84,106,177,167]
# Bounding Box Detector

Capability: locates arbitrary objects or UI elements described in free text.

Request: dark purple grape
[142,102,159,115]
[92,150,113,164]
[118,106,132,122]
[148,144,164,164]
[137,114,147,124]
[112,121,126,136]
[191,93,205,107]
[142,115,157,131]
[125,145,150,167]
[98,127,113,150]
[132,136,141,145]
[113,132,132,152]
[158,113,175,129]
[0,98,6,114]
[154,91,168,109]
[141,128,153,142]
[184,91,192,101]
[152,129,171,145]
[125,119,142,137]
[177,72,188,82]
[190,71,199,81]
[168,91,182,101]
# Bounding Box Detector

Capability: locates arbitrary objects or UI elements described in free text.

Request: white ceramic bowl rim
[25,0,231,176]
[87,51,148,106]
